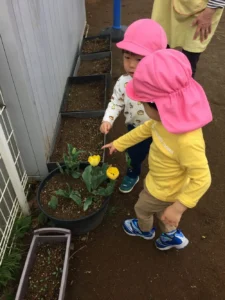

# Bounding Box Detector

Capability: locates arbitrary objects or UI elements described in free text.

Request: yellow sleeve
[177,139,211,208]
[113,120,153,152]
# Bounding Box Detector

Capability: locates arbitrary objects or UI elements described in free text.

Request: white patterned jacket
[103,75,150,128]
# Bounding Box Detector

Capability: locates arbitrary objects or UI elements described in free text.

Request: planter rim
[46,114,107,172]
[61,110,105,116]
[74,51,112,81]
[80,50,112,60]
[83,34,111,40]
[81,34,111,54]
[60,74,107,114]
[37,165,110,223]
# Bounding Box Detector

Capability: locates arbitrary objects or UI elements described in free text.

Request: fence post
[0,123,30,215]
[100,0,127,42]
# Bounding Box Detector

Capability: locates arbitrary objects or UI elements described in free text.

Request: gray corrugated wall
[0,0,86,178]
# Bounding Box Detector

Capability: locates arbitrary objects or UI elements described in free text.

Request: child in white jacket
[100,19,167,193]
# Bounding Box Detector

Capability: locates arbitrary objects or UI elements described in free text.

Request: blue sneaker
[123,219,155,240]
[155,230,189,251]
[119,176,139,193]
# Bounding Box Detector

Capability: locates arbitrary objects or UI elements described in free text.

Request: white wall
[0,0,86,178]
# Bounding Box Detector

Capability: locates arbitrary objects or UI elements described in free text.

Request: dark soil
[24,243,65,300]
[64,79,105,112]
[77,57,111,76]
[64,1,225,300]
[82,37,110,54]
[40,172,104,220]
[50,117,105,162]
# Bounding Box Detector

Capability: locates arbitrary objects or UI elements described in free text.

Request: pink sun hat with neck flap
[116,19,167,56]
[126,49,213,134]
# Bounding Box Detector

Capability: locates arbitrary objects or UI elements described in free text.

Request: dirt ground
[65,1,225,299]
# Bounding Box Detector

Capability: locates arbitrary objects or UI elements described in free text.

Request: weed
[108,206,118,216]
[0,215,31,291]
[37,212,48,225]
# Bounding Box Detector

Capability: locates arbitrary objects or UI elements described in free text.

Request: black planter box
[74,51,112,86]
[81,34,111,54]
[60,75,107,116]
[37,166,110,235]
[15,228,71,300]
[47,113,107,172]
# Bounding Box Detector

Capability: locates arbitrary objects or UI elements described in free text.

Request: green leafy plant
[57,144,84,179]
[37,211,48,225]
[82,163,108,193]
[5,294,15,300]
[52,266,63,278]
[107,205,119,217]
[50,146,119,213]
[125,152,131,168]
[48,184,82,210]
[92,181,115,197]
[82,164,116,195]
[0,250,22,287]
[13,215,32,239]
[81,157,119,211]
[82,196,93,211]
[48,195,58,210]
[0,215,31,290]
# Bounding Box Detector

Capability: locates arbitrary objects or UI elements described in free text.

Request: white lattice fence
[0,90,29,265]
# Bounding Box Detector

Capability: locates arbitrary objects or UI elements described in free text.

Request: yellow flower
[88,155,101,167]
[106,166,119,180]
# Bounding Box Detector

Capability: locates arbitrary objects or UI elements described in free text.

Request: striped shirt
[207,0,225,8]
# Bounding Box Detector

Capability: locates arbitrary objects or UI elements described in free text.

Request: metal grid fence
[0,90,29,265]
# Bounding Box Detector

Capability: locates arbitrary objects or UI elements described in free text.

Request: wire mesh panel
[0,91,29,265]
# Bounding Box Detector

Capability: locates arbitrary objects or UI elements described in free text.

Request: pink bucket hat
[116,19,167,56]
[126,49,213,133]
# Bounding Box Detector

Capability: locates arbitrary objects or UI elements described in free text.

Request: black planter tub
[37,165,110,235]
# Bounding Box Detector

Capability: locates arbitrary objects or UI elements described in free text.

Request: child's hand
[102,142,117,155]
[161,201,187,227]
[100,121,112,134]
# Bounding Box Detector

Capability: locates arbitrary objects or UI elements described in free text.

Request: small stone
[70,243,75,250]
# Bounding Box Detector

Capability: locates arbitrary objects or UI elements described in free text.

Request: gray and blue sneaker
[155,229,189,251]
[119,176,139,193]
[123,219,156,240]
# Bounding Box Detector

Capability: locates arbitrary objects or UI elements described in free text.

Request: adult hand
[100,121,112,134]
[161,201,187,227]
[192,7,216,42]
[102,142,117,155]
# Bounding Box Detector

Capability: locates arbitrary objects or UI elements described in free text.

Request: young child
[103,49,212,250]
[100,19,167,193]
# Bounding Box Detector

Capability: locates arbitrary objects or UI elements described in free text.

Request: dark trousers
[167,45,201,78]
[182,49,201,78]
[126,125,152,178]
